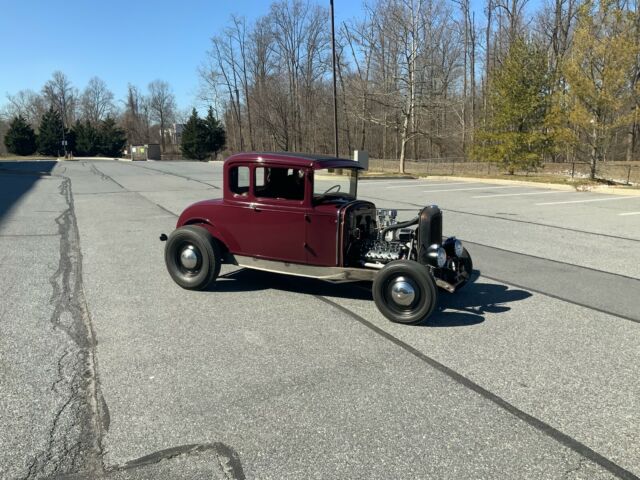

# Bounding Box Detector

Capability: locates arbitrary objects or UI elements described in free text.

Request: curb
[414,175,640,196]
[360,175,418,180]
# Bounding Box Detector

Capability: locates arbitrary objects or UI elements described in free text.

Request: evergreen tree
[73,120,99,156]
[473,39,553,174]
[4,116,37,156]
[181,108,209,160]
[38,107,65,156]
[204,106,226,159]
[97,117,127,157]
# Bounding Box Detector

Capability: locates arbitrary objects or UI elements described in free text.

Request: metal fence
[368,158,640,185]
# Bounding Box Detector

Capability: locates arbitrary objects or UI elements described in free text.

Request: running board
[230,255,377,282]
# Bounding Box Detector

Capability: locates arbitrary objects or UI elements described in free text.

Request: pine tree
[561,1,639,178]
[38,107,65,156]
[4,116,37,156]
[473,39,552,173]
[181,108,209,160]
[204,106,226,159]
[97,117,126,157]
[73,120,99,156]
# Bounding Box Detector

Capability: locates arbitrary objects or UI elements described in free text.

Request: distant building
[130,144,161,161]
[163,123,185,147]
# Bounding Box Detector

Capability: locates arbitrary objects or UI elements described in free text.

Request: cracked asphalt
[0,159,638,479]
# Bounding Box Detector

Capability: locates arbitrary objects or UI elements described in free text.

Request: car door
[241,165,307,263]
[305,204,340,266]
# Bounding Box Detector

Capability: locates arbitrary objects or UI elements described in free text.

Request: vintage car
[161,152,472,324]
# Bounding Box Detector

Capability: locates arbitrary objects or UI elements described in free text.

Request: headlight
[437,247,447,267]
[454,240,464,257]
[427,244,448,268]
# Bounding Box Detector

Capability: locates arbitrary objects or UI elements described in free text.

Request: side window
[229,166,250,197]
[254,167,305,201]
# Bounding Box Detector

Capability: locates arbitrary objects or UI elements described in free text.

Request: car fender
[180,218,229,250]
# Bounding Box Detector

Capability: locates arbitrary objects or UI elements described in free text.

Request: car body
[162,152,473,324]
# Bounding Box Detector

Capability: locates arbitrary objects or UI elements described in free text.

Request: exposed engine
[362,209,415,264]
[342,202,445,269]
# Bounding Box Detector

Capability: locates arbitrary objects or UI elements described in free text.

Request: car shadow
[424,273,532,327]
[209,268,532,327]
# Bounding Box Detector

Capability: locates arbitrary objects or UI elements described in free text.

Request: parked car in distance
[161,152,472,324]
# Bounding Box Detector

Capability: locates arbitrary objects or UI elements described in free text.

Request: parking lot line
[422,185,521,193]
[386,182,478,189]
[536,196,636,206]
[473,191,571,199]
[619,211,640,216]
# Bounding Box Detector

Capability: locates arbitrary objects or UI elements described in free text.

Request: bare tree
[203,33,244,150]
[231,15,255,150]
[148,80,176,153]
[80,76,115,125]
[122,84,151,145]
[42,71,77,128]
[4,90,46,129]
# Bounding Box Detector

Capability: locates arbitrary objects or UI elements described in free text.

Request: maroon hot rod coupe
[161,152,472,324]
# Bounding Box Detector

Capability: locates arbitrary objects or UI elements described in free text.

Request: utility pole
[330,0,339,157]
[235,87,244,151]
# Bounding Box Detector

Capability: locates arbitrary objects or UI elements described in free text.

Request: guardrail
[368,158,640,185]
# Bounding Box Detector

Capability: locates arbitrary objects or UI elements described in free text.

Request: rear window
[229,166,250,196]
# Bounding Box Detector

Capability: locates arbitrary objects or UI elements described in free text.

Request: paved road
[1,160,639,479]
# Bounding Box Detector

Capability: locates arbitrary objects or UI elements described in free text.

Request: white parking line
[473,191,571,199]
[536,196,636,206]
[422,185,521,193]
[618,211,640,216]
[386,182,479,190]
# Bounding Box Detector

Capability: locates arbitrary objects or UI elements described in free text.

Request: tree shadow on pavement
[210,268,532,327]
[0,161,58,225]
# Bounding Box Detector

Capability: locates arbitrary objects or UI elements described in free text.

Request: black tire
[457,247,473,288]
[372,260,438,324]
[165,225,221,290]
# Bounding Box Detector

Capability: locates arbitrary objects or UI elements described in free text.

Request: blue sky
[0,0,528,112]
[0,0,364,111]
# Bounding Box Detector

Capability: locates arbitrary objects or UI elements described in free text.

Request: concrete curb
[360,175,418,180]
[417,175,640,196]
[58,157,130,162]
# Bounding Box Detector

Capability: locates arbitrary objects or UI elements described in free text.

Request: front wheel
[165,225,221,290]
[457,248,473,289]
[372,260,438,324]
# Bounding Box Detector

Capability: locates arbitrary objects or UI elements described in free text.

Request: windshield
[313,168,358,201]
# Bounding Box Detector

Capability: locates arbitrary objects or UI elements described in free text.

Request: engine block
[363,240,405,263]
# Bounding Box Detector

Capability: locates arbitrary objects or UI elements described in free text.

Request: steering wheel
[323,184,341,194]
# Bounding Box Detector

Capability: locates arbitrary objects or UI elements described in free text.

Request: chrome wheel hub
[390,277,415,306]
[180,245,199,270]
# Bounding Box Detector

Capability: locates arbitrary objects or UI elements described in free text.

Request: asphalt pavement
[0,159,639,479]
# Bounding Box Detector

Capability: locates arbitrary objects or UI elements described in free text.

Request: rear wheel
[373,260,438,324]
[165,225,221,290]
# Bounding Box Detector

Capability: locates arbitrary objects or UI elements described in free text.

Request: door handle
[250,204,261,212]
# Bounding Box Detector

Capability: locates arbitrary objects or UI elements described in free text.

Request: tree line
[199,0,640,176]
[4,108,126,157]
[1,72,226,160]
